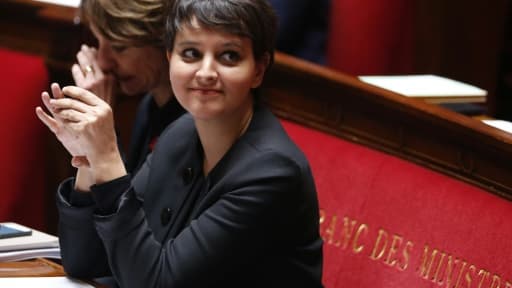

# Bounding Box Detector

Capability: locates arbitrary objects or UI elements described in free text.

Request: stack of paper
[359,74,487,104]
[0,222,60,262]
[0,277,93,288]
[32,0,80,7]
[482,119,512,134]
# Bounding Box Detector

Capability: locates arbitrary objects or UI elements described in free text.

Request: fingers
[35,106,59,133]
[61,86,107,106]
[83,45,101,75]
[76,45,101,77]
[50,83,65,99]
[71,156,90,168]
[71,63,85,84]
[73,45,103,88]
[49,96,91,114]
[41,91,55,116]
[53,108,86,123]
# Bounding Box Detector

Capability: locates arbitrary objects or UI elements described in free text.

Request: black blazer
[125,94,185,173]
[57,104,323,287]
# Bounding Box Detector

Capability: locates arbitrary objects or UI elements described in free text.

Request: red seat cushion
[281,119,512,287]
[0,48,49,231]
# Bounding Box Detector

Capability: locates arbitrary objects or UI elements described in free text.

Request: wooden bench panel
[262,53,512,200]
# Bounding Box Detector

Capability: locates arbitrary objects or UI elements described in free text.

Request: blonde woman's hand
[71,44,117,107]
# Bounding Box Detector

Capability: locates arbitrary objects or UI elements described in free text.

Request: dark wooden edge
[0,258,107,287]
[0,0,84,83]
[0,258,64,277]
[262,52,512,200]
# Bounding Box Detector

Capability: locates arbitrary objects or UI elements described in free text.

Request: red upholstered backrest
[281,119,512,287]
[0,48,49,231]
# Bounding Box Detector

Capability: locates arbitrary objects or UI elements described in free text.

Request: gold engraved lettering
[384,234,403,267]
[399,241,413,271]
[418,245,438,280]
[432,251,446,283]
[324,215,340,246]
[464,265,477,287]
[443,255,459,288]
[341,217,357,249]
[352,223,368,254]
[319,210,326,242]
[319,209,325,225]
[370,229,413,273]
[454,260,467,288]
[370,229,388,261]
[477,269,490,288]
[490,275,501,288]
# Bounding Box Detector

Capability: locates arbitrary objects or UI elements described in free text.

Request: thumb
[71,156,91,168]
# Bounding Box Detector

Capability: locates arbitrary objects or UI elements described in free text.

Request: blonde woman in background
[72,0,185,173]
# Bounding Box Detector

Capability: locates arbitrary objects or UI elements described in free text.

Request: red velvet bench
[282,119,512,287]
[0,48,49,231]
[263,53,512,287]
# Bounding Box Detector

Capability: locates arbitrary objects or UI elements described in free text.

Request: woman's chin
[120,82,144,97]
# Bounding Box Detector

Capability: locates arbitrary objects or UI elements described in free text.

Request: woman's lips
[190,88,222,96]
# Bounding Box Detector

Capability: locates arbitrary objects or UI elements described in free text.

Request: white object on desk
[0,222,60,262]
[482,119,512,134]
[0,277,93,288]
[0,247,60,262]
[32,0,80,7]
[0,222,59,252]
[359,74,487,104]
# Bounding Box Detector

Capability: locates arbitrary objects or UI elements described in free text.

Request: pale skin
[35,83,126,191]
[71,23,172,108]
[36,19,268,192]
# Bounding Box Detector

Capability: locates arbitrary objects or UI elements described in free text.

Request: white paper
[0,222,59,252]
[32,0,80,7]
[359,74,487,103]
[482,119,512,134]
[0,277,94,288]
[0,247,61,262]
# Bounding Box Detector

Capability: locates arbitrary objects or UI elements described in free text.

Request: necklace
[238,109,253,138]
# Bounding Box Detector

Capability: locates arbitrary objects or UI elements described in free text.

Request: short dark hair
[164,0,278,67]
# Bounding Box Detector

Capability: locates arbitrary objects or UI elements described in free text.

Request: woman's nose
[196,56,217,84]
[96,45,116,72]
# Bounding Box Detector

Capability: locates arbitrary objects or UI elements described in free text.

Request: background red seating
[327,0,414,75]
[281,119,512,287]
[0,48,49,231]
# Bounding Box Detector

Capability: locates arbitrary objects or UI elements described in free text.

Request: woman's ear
[251,53,271,88]
[166,50,173,61]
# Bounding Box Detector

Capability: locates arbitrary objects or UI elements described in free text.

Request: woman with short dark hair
[36,0,323,286]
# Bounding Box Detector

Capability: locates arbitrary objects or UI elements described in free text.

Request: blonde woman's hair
[81,0,171,47]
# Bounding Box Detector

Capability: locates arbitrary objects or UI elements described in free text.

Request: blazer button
[160,207,172,226]
[182,167,193,185]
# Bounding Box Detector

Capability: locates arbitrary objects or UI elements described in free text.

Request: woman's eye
[181,48,200,60]
[220,51,240,64]
[112,45,128,53]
